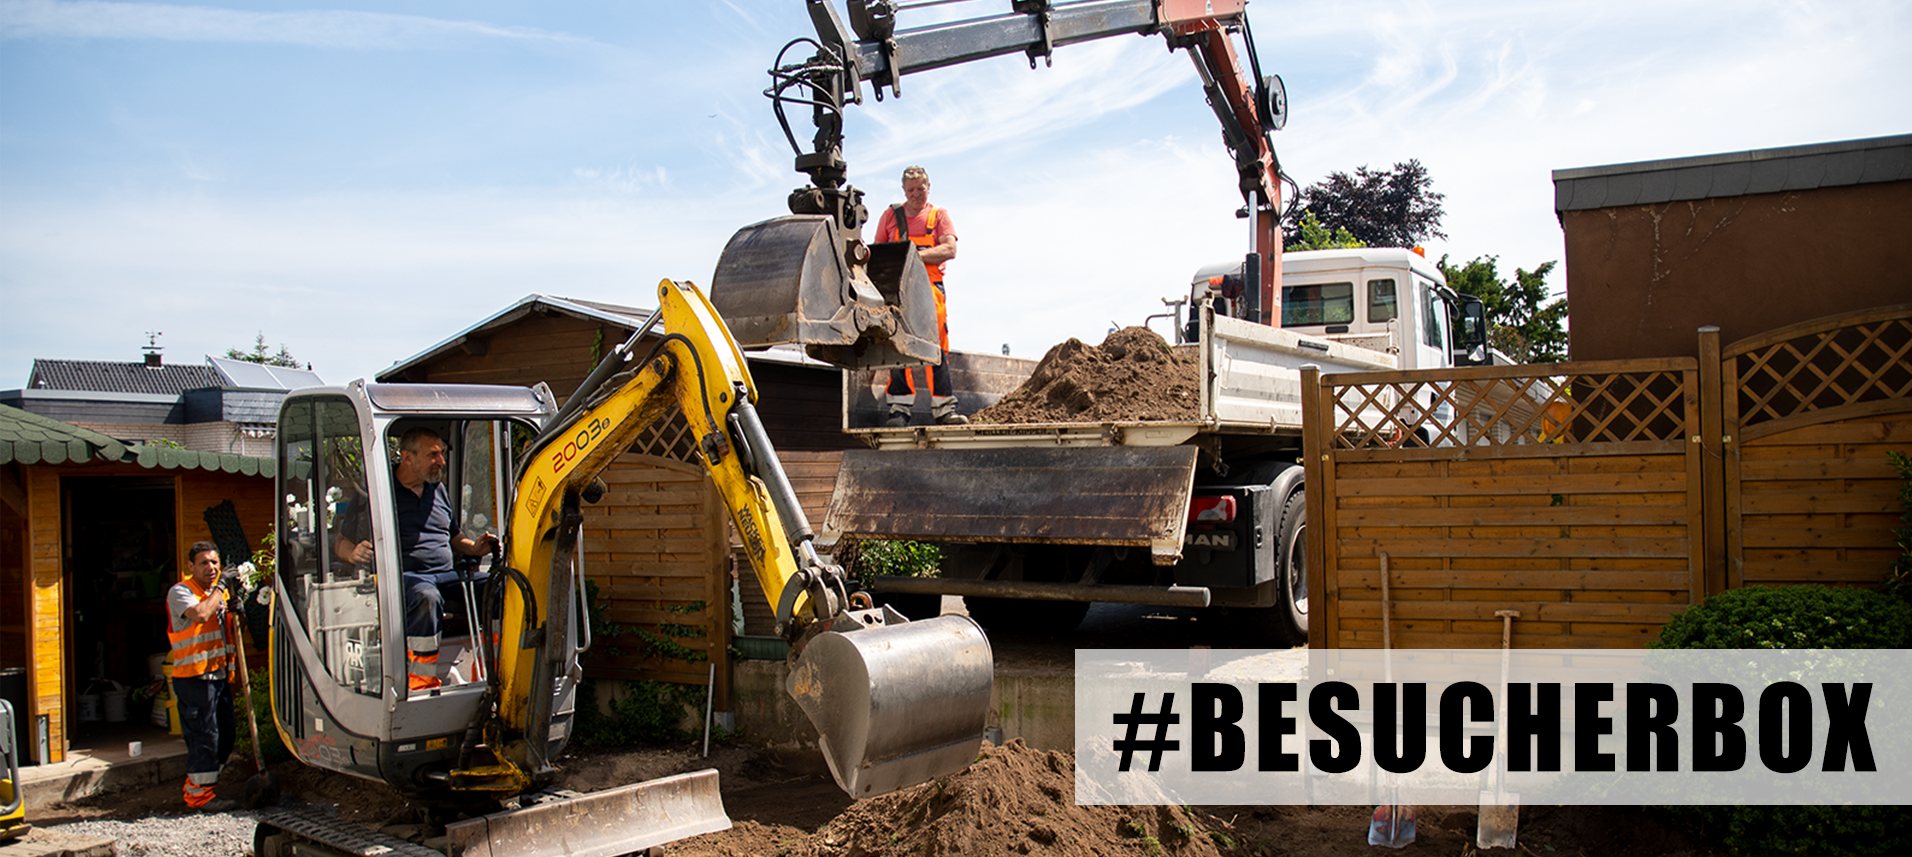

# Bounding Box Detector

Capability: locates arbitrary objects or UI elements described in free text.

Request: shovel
[1366,552,1416,848]
[225,610,281,809]
[1477,609,1521,849]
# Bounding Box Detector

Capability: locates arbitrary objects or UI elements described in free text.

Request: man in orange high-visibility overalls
[167,540,237,812]
[876,165,968,427]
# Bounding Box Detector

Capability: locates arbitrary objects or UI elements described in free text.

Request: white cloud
[0,0,589,48]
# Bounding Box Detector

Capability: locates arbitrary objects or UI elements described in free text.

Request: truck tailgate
[824,445,1199,563]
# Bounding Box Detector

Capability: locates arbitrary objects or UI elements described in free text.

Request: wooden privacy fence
[1302,303,1912,649]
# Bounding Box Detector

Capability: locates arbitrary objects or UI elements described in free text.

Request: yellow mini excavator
[255,280,993,857]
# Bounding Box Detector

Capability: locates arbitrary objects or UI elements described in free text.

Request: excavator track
[254,807,445,857]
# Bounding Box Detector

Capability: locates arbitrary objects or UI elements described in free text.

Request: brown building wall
[1563,179,1912,361]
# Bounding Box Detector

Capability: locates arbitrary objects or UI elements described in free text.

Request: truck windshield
[1281,282,1354,327]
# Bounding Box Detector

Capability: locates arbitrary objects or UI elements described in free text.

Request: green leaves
[1438,253,1567,364]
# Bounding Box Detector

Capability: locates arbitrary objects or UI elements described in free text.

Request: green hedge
[1653,585,1912,856]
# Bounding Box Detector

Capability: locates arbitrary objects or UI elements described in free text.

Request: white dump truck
[820,248,1490,643]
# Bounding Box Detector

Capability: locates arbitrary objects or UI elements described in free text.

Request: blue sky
[3,0,1908,388]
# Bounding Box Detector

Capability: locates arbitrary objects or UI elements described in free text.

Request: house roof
[208,356,325,391]
[27,358,221,395]
[0,403,275,475]
[377,293,831,382]
[1552,133,1912,213]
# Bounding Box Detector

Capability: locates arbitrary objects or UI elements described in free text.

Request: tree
[1282,159,1446,250]
[1283,212,1365,251]
[1439,255,1569,364]
[227,332,303,368]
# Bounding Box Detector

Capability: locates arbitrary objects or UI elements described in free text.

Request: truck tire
[963,597,1090,634]
[1273,488,1309,644]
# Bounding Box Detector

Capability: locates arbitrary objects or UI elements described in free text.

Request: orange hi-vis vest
[168,577,230,679]
[892,204,944,286]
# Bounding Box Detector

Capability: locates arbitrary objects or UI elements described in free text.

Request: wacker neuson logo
[1074,649,1908,805]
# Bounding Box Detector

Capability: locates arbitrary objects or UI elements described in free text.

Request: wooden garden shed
[0,404,274,763]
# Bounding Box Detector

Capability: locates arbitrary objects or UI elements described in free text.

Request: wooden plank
[1738,459,1898,481]
[1740,563,1890,584]
[1747,418,1912,446]
[1340,537,1688,558]
[1740,529,1896,549]
[1338,601,1684,622]
[1740,493,1902,514]
[1334,569,1691,590]
[1334,472,1686,497]
[1337,630,1652,649]
[1332,440,1686,464]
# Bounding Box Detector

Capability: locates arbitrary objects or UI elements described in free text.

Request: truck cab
[1191,247,1490,369]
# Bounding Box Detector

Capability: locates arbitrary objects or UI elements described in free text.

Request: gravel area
[55,810,260,856]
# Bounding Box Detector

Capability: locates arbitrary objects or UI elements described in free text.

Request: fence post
[1697,326,1727,597]
[1300,365,1330,650]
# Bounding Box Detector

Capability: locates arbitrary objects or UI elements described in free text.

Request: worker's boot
[932,397,967,426]
[885,407,912,428]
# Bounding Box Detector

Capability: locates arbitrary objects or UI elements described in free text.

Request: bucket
[147,653,168,681]
[103,689,128,723]
[76,694,101,723]
[150,694,170,728]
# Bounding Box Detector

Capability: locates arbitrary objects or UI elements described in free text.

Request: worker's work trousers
[404,572,443,690]
[175,675,234,807]
[886,283,959,419]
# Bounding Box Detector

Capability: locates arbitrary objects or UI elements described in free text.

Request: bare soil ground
[974,327,1200,425]
[43,739,1726,857]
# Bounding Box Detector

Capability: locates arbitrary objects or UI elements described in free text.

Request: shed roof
[28,359,221,395]
[0,403,275,475]
[377,293,830,383]
[1552,133,1912,213]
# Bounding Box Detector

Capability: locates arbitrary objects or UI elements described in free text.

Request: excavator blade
[709,214,943,369]
[444,770,730,857]
[787,611,994,798]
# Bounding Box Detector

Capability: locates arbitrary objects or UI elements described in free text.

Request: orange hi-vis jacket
[890,204,945,286]
[168,577,230,679]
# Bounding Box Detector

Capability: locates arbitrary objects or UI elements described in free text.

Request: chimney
[142,330,163,367]
[145,352,162,367]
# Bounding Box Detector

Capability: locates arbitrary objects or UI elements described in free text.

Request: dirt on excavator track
[973,327,1201,425]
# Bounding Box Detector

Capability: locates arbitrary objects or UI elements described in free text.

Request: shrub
[1654,585,1912,855]
[570,679,706,748]
[839,539,942,583]
[1650,585,1912,650]
[1884,451,1912,602]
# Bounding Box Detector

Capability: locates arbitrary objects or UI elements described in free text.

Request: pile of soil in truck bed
[973,327,1201,425]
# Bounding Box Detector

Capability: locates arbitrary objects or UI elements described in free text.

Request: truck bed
[843,309,1396,449]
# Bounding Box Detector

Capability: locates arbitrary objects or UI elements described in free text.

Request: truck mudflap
[787,611,994,798]
[442,770,730,857]
[824,445,1199,564]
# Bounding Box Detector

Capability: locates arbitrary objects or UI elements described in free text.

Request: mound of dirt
[789,738,1223,857]
[975,327,1199,425]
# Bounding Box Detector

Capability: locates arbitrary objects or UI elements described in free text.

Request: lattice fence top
[629,408,700,462]
[1727,314,1912,430]
[1322,364,1695,449]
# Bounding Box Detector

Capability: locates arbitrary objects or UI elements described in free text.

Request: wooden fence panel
[1723,305,1912,588]
[579,453,730,701]
[1306,304,1912,649]
[1305,360,1705,649]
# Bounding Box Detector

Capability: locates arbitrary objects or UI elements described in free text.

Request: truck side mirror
[1455,297,1490,366]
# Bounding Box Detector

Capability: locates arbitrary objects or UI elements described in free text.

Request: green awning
[0,404,274,476]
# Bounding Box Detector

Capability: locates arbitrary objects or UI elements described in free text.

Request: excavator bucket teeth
[444,770,730,857]
[788,612,994,798]
[710,214,943,370]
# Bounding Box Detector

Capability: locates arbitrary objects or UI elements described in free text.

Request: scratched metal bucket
[709,214,942,369]
[787,612,994,798]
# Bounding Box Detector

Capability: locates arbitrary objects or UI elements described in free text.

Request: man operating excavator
[877,165,968,427]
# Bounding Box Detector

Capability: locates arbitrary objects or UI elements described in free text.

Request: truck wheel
[1274,489,1309,644]
[963,597,1090,634]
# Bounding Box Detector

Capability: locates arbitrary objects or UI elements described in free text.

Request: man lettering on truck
[877,165,968,427]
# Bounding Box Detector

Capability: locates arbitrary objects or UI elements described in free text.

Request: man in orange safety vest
[876,165,968,427]
[167,540,237,811]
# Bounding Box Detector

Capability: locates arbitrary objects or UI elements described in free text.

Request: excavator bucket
[710,214,943,369]
[787,611,994,798]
